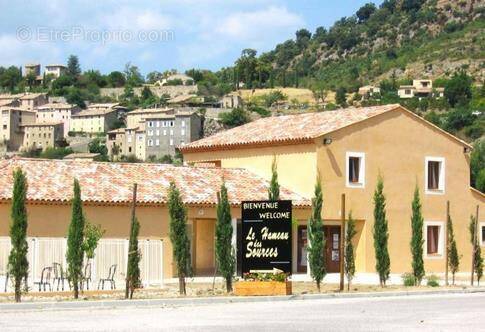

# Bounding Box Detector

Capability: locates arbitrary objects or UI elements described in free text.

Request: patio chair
[33,267,52,292]
[52,263,67,291]
[81,263,92,290]
[98,264,117,290]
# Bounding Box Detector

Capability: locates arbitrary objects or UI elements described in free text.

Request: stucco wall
[183,108,485,276]
[184,144,318,199]
[316,109,484,274]
[0,201,310,279]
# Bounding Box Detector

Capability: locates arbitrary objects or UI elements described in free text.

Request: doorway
[194,219,215,276]
[296,225,341,273]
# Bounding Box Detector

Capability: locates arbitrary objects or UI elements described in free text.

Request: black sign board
[241,200,292,275]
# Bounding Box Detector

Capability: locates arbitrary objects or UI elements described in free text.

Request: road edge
[0,287,484,312]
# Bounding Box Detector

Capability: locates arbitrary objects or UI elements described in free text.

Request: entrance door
[297,226,308,273]
[194,219,215,276]
[325,226,341,273]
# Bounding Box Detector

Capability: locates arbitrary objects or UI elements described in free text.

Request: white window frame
[155,139,160,146]
[425,156,445,195]
[480,222,485,247]
[424,221,444,259]
[345,152,365,189]
[169,138,173,146]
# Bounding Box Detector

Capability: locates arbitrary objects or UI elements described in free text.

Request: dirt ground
[0,281,476,303]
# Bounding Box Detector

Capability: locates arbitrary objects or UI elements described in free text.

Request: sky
[0,0,383,75]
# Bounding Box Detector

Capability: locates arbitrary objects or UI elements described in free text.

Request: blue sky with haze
[0,0,382,75]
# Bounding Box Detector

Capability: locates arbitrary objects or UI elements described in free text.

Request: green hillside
[223,0,484,91]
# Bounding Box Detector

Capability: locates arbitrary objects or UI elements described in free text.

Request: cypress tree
[125,217,141,299]
[8,169,29,303]
[215,182,235,292]
[470,215,483,285]
[447,214,460,285]
[268,157,280,201]
[373,176,390,287]
[168,182,192,295]
[66,179,85,299]
[308,177,325,291]
[125,184,141,299]
[345,212,357,291]
[410,186,425,285]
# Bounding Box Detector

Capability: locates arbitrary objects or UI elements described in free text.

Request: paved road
[0,293,484,331]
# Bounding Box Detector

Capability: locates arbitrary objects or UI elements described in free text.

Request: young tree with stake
[410,186,425,285]
[268,157,280,201]
[447,214,460,285]
[373,176,390,287]
[66,179,86,299]
[168,182,192,295]
[345,212,357,291]
[215,182,235,292]
[8,169,29,302]
[126,184,141,299]
[126,217,141,299]
[470,215,483,285]
[308,176,325,291]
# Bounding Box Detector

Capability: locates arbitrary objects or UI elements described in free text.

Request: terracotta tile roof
[37,103,77,110]
[128,108,174,115]
[73,108,117,117]
[19,93,46,100]
[20,122,63,127]
[182,104,401,152]
[64,153,100,160]
[0,158,310,207]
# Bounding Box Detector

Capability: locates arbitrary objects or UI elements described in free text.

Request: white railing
[0,237,164,291]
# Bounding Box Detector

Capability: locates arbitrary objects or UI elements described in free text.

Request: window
[148,130,153,136]
[181,129,185,136]
[156,121,160,127]
[170,129,173,136]
[346,152,365,188]
[425,221,444,258]
[155,139,160,146]
[156,129,160,136]
[181,120,185,127]
[148,121,153,128]
[163,129,167,136]
[147,139,153,147]
[169,138,173,146]
[425,157,445,194]
[405,89,411,95]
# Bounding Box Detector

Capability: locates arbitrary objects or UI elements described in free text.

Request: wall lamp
[323,138,333,145]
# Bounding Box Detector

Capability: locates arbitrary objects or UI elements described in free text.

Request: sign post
[241,200,292,275]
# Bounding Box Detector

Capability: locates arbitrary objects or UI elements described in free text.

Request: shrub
[464,122,484,140]
[219,108,250,128]
[444,21,464,33]
[402,273,416,287]
[242,272,288,282]
[426,275,440,287]
[249,106,271,117]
